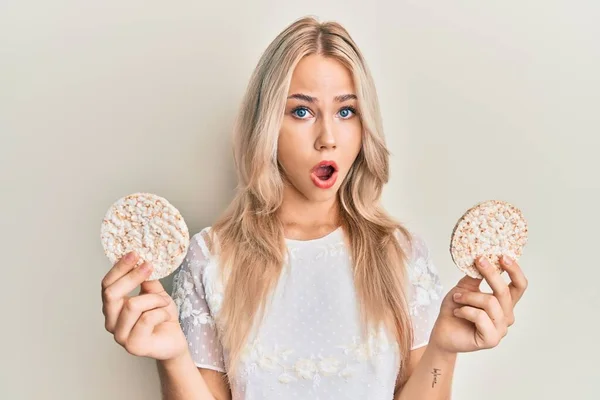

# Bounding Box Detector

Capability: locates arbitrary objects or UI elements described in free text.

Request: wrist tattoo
[431,368,442,388]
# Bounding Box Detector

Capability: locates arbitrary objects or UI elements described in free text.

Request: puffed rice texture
[101,192,190,280]
[450,200,528,279]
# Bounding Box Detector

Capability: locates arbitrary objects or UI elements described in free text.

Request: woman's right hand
[101,251,188,362]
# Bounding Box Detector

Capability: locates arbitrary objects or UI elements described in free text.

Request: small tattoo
[431,368,442,388]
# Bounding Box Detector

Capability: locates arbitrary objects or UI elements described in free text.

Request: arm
[100,251,226,400]
[158,353,227,400]
[395,254,528,400]
[394,345,457,400]
[392,231,452,399]
[165,229,232,400]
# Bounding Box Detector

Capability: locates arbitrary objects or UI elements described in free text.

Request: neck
[277,183,340,230]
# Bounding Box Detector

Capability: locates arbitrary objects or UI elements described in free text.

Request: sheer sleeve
[403,233,445,350]
[171,229,226,372]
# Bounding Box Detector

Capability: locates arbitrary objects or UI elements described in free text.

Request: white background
[2,1,598,399]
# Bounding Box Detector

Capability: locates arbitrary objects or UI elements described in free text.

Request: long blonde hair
[209,16,415,386]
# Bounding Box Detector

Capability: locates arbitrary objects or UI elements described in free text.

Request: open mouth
[310,161,339,189]
[314,165,335,180]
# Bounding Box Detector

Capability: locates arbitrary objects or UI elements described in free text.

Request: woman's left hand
[428,255,528,354]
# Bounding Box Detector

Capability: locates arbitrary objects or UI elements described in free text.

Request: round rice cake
[450,200,528,279]
[101,193,190,281]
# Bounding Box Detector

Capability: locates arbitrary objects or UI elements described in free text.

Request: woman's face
[277,55,363,203]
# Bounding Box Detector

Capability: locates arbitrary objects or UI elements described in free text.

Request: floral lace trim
[237,329,398,388]
[172,266,216,328]
[406,241,443,317]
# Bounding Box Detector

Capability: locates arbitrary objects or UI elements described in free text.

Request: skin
[276,54,362,240]
[101,254,228,400]
[100,54,529,400]
[395,255,528,399]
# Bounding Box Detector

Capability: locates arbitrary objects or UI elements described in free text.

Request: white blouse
[171,226,444,400]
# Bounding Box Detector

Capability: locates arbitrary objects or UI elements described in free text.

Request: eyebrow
[287,93,357,103]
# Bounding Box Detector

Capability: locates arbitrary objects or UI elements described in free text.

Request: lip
[310,160,339,189]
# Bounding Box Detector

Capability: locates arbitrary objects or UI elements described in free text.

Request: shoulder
[396,227,443,289]
[393,227,432,264]
[189,226,216,258]
[393,227,442,287]
[175,227,216,277]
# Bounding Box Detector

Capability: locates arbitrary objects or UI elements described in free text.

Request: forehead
[288,54,355,96]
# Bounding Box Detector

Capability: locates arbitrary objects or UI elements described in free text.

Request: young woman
[101,16,528,400]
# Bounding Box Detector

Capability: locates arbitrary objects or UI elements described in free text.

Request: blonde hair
[209,16,415,387]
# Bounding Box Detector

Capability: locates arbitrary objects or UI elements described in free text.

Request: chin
[306,190,338,203]
[300,183,342,203]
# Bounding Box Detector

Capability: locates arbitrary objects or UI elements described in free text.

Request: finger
[455,274,484,292]
[140,278,166,295]
[102,262,154,304]
[500,255,528,305]
[113,294,170,346]
[475,257,513,319]
[101,251,140,290]
[453,306,501,349]
[126,308,171,356]
[453,292,506,332]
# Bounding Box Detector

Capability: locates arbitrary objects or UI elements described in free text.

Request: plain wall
[2,1,599,399]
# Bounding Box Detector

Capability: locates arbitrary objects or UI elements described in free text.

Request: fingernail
[453,308,460,316]
[453,293,462,300]
[140,262,152,273]
[126,251,137,262]
[503,255,513,265]
[477,256,488,267]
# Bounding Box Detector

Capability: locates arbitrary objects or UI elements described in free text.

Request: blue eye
[338,107,356,119]
[292,107,311,119]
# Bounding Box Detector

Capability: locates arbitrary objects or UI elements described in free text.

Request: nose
[314,119,337,151]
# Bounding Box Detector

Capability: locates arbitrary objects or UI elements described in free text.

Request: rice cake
[101,193,190,281]
[450,200,528,279]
